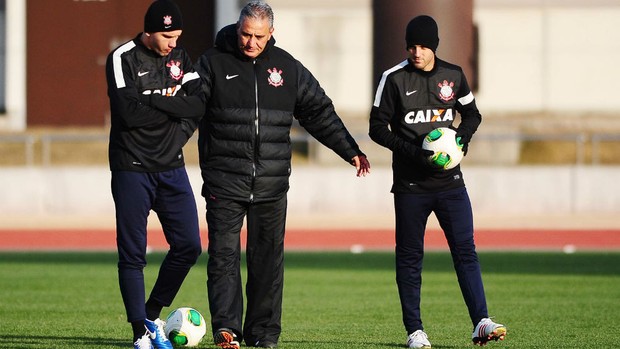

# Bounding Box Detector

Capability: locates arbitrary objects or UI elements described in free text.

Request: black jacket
[106,33,204,172]
[194,24,364,203]
[369,58,481,193]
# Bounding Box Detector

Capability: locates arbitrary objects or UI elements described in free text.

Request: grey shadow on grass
[0,334,127,348]
[1,251,619,276]
[282,339,461,348]
[283,251,620,276]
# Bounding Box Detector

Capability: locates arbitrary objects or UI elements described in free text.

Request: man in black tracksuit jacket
[369,15,506,348]
[106,1,204,348]
[194,2,370,348]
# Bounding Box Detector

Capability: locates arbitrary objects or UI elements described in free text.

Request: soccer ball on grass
[422,127,464,170]
[164,307,207,347]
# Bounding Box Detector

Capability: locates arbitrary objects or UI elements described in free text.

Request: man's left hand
[456,129,473,155]
[351,155,371,177]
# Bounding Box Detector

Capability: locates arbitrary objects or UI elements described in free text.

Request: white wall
[273,3,372,115]
[475,2,620,112]
[0,166,618,227]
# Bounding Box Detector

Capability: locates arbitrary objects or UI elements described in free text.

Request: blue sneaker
[144,318,173,349]
[134,334,153,349]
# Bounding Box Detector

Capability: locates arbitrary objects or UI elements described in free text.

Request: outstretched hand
[351,155,371,177]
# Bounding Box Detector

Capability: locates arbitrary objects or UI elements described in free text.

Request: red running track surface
[1,228,619,252]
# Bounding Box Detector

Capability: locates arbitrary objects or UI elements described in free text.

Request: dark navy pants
[111,168,202,322]
[205,195,287,345]
[394,187,488,334]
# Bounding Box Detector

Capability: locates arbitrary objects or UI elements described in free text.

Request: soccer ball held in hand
[422,127,464,170]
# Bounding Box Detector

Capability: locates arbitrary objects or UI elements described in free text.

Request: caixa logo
[142,84,183,97]
[404,108,454,124]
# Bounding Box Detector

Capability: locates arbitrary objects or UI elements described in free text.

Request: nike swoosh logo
[406,90,417,96]
[138,71,149,77]
[226,74,239,80]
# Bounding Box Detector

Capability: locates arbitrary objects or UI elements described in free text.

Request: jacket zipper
[425,74,431,106]
[250,60,259,203]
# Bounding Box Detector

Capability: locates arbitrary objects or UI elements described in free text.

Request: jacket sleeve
[144,53,206,120]
[106,53,169,129]
[369,74,421,158]
[193,52,214,108]
[454,74,482,136]
[294,62,364,163]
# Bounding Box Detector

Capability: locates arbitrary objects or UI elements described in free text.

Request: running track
[1,228,619,252]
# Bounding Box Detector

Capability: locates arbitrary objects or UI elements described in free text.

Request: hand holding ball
[422,127,464,170]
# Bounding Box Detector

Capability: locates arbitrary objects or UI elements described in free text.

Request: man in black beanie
[105,1,205,348]
[369,15,507,349]
[144,0,183,34]
[405,15,439,52]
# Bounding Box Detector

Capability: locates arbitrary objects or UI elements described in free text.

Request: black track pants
[205,195,287,345]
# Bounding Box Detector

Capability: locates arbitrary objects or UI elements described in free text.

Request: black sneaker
[254,340,277,348]
[214,328,240,349]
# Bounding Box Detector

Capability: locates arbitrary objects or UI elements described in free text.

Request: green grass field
[1,251,619,349]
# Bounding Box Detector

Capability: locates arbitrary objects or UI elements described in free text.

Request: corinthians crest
[166,60,183,81]
[267,67,284,87]
[163,15,172,27]
[438,80,455,101]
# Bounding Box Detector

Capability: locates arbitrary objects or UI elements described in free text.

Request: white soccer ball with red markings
[422,127,464,170]
[164,307,207,347]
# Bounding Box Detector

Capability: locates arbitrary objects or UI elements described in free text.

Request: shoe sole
[473,326,506,346]
[214,331,240,349]
[407,341,431,348]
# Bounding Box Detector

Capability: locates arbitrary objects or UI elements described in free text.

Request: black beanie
[405,15,439,52]
[144,0,183,33]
